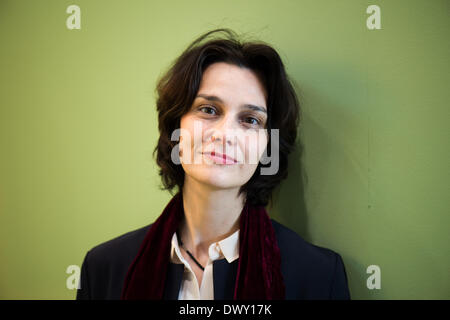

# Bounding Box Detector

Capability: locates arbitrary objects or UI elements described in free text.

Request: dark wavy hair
[152,28,301,207]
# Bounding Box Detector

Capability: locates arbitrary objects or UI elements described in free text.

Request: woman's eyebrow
[196,94,267,114]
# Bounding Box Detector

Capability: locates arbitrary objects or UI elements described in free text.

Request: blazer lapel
[163,262,184,300]
[213,258,239,300]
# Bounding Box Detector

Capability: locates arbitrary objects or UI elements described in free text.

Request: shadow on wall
[267,72,385,299]
[269,137,311,242]
[265,61,371,298]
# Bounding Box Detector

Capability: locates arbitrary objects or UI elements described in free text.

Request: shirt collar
[170,232,184,264]
[216,229,240,263]
[170,229,240,264]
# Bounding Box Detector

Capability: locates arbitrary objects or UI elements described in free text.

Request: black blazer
[76,219,351,300]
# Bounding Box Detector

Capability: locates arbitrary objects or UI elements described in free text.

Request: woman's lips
[202,151,238,165]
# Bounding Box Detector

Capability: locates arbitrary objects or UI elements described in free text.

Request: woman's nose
[210,129,236,146]
[207,116,239,146]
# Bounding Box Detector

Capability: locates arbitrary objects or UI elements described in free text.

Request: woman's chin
[187,171,242,190]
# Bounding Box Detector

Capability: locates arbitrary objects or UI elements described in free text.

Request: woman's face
[178,62,269,190]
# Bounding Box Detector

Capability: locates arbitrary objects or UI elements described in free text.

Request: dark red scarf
[121,191,285,299]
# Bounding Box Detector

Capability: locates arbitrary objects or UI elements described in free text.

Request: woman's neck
[179,176,245,257]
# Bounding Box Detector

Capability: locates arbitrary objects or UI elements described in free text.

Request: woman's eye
[199,106,216,115]
[198,106,262,127]
[244,117,261,126]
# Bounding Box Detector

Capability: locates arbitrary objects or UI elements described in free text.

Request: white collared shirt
[170,229,240,300]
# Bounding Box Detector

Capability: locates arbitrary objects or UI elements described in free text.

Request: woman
[76,28,351,300]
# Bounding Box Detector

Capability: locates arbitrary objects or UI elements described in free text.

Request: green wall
[0,0,448,299]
